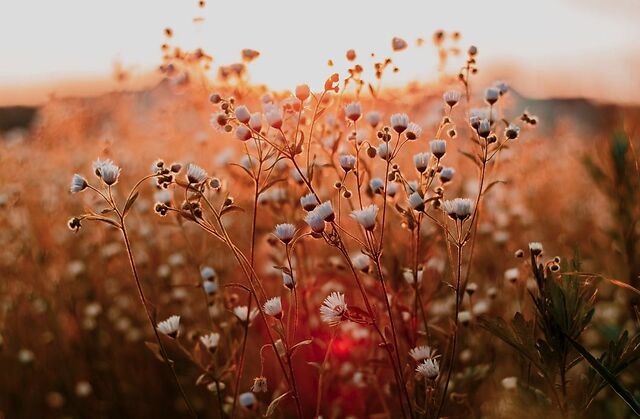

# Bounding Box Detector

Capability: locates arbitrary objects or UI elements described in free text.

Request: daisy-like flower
[408,192,425,212]
[156,315,180,338]
[390,113,410,134]
[344,102,362,122]
[405,122,422,140]
[413,152,431,173]
[416,358,440,380]
[369,178,384,194]
[186,163,208,184]
[282,270,296,289]
[443,198,474,221]
[263,297,283,319]
[485,87,500,105]
[92,159,121,186]
[265,108,283,129]
[252,376,268,393]
[200,333,220,352]
[70,174,88,193]
[366,111,381,128]
[351,204,379,231]
[430,140,447,159]
[409,345,437,362]
[274,223,295,244]
[233,306,258,324]
[315,201,335,222]
[200,266,217,281]
[477,119,491,138]
[339,154,357,172]
[443,90,461,108]
[352,253,370,272]
[239,392,257,409]
[320,292,347,326]
[235,125,252,141]
[300,192,319,211]
[234,105,251,124]
[529,242,543,256]
[377,142,392,161]
[249,112,263,132]
[439,167,455,183]
[304,209,325,234]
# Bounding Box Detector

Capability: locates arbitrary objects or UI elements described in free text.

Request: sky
[1,0,639,104]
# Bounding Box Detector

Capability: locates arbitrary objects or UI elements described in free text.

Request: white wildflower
[156,315,180,338]
[320,292,347,326]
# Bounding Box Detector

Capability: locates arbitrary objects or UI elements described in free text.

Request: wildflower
[403,268,423,285]
[443,90,461,108]
[264,297,283,319]
[505,124,520,140]
[200,333,220,352]
[201,266,217,281]
[466,282,478,295]
[235,125,252,141]
[458,311,472,325]
[405,122,422,140]
[239,392,257,409]
[315,201,335,222]
[234,105,251,124]
[387,182,399,197]
[344,102,362,122]
[392,37,408,51]
[409,345,437,362]
[351,204,379,231]
[416,358,440,380]
[300,192,319,211]
[320,292,347,326]
[495,81,509,95]
[366,111,381,128]
[430,139,447,159]
[443,198,473,221]
[274,223,296,244]
[282,270,296,289]
[439,167,455,183]
[352,253,370,272]
[408,192,425,212]
[203,281,218,295]
[156,315,180,338]
[252,376,268,393]
[249,112,263,132]
[528,242,543,256]
[374,144,390,162]
[485,87,500,105]
[304,209,325,234]
[295,84,310,102]
[504,268,519,283]
[413,152,430,173]
[472,299,490,316]
[339,154,357,172]
[265,108,283,129]
[92,159,121,186]
[70,174,88,193]
[233,306,258,324]
[369,178,384,194]
[477,119,491,138]
[390,113,409,133]
[186,163,208,184]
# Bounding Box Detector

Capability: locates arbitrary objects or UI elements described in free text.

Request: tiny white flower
[439,167,455,183]
[458,311,473,325]
[485,87,500,105]
[344,102,362,122]
[504,267,519,283]
[300,192,319,211]
[233,306,258,323]
[304,209,325,234]
[443,90,461,108]
[234,105,251,124]
[477,118,491,138]
[443,198,473,221]
[405,122,422,140]
[413,152,431,173]
[315,201,335,222]
[408,192,425,211]
[263,296,283,319]
[274,223,296,244]
[377,142,392,161]
[92,159,121,186]
[390,113,410,133]
[370,178,384,194]
[235,125,252,141]
[320,292,347,326]
[203,281,218,295]
[186,163,208,184]
[495,81,509,95]
[70,174,88,193]
[472,299,490,316]
[200,266,217,281]
[430,140,447,159]
[403,268,423,285]
[351,204,379,231]
[409,345,437,362]
[529,242,543,256]
[200,333,220,352]
[366,111,381,128]
[265,108,283,129]
[249,112,263,132]
[339,154,357,172]
[416,358,439,379]
[282,270,296,289]
[157,315,180,338]
[501,376,518,390]
[351,253,370,272]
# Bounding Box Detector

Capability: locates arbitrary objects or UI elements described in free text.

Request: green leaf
[566,334,640,415]
[264,391,291,417]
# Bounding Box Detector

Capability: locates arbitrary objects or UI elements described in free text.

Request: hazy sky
[1,0,639,103]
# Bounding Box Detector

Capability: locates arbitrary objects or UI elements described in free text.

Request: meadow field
[0,9,639,418]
